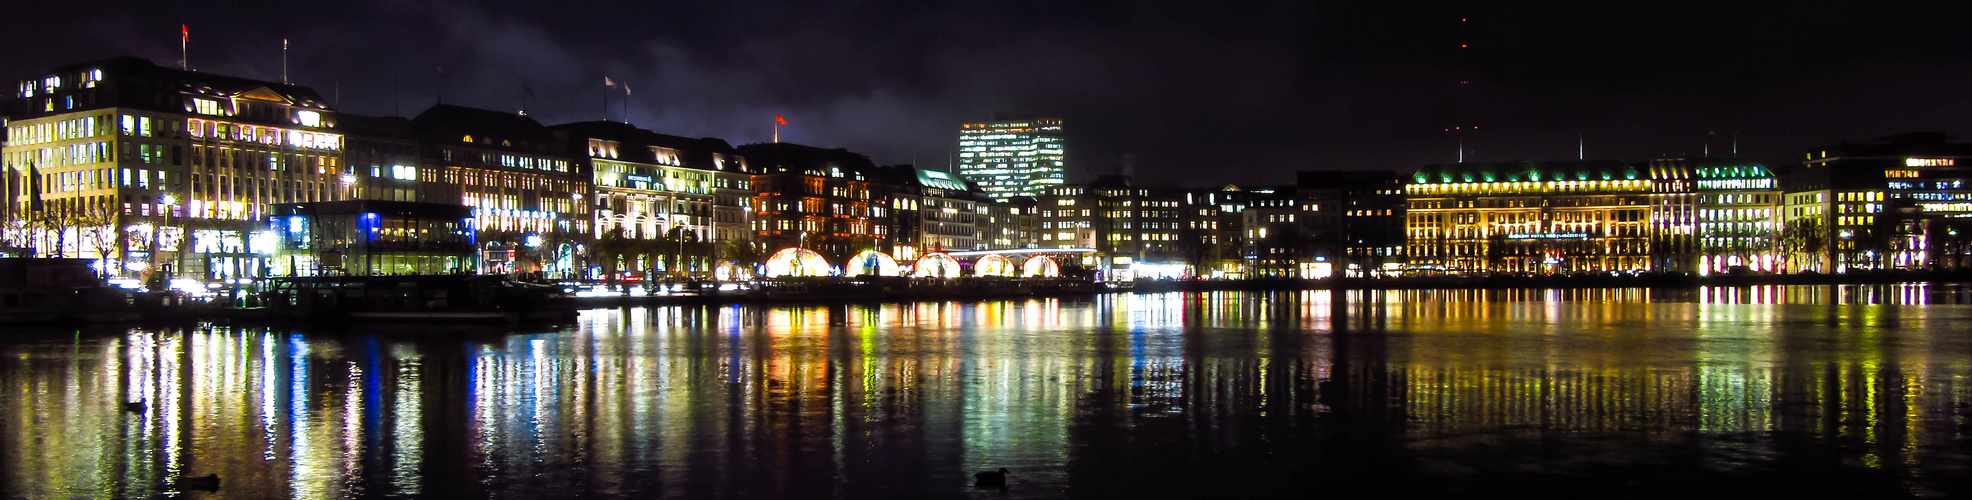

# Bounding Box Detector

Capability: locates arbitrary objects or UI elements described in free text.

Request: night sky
[8,0,1969,186]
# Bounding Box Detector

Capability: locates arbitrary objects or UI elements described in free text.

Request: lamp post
[147,194,177,291]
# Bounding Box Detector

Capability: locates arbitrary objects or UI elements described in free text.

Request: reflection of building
[739,142,892,265]
[2,56,343,280]
[1406,160,1653,275]
[1789,133,1972,272]
[269,200,475,275]
[408,105,587,275]
[956,119,1065,201]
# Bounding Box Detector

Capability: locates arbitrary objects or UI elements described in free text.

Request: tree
[722,240,763,266]
[594,227,634,282]
[75,204,121,278]
[1780,217,1828,273]
[32,211,73,259]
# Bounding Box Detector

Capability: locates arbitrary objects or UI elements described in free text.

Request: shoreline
[55,272,1972,328]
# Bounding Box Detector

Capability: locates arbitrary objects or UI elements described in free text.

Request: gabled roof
[736,142,878,176]
[339,114,416,141]
[547,120,743,171]
[409,104,560,153]
[16,56,334,119]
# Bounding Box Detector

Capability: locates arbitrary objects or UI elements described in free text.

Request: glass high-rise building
[957,118,1064,201]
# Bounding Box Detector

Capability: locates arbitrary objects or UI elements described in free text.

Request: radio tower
[1447,16,1476,163]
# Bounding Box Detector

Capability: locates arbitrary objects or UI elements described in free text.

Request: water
[7,285,1972,499]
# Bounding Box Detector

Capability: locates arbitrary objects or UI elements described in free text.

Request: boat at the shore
[257,274,577,323]
[0,258,138,324]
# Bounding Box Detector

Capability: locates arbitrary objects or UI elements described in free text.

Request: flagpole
[180,25,188,70]
[773,121,778,143]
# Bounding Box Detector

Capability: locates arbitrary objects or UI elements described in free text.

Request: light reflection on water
[5,285,1972,498]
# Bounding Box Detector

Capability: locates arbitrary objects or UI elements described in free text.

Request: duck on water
[974,468,1009,489]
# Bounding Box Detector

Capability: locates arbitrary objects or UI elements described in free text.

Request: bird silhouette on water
[974,468,1008,489]
[179,474,221,491]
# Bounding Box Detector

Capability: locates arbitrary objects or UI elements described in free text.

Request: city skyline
[3,1,1967,187]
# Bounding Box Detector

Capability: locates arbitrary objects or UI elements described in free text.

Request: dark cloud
[7,0,1970,186]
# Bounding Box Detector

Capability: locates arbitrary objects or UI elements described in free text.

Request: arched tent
[764,247,831,278]
[1021,255,1061,277]
[912,253,962,278]
[975,254,1016,277]
[845,250,901,277]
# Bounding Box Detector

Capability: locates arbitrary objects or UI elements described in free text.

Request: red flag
[775,115,787,125]
[181,24,188,41]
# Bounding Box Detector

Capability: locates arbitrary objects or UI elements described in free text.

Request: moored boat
[259,274,576,323]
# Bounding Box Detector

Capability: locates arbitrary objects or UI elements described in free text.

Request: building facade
[1406,161,1653,275]
[551,121,739,278]
[1790,133,1972,272]
[956,119,1065,201]
[1240,187,1301,278]
[409,105,588,276]
[1299,171,1408,278]
[269,200,475,276]
[739,143,892,267]
[3,56,344,281]
[1182,186,1244,278]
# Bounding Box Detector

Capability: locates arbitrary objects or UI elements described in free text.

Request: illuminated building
[1406,160,1653,275]
[1088,176,1188,278]
[1647,158,1780,274]
[269,200,475,275]
[1790,133,1972,271]
[1034,176,1188,277]
[1034,176,1188,278]
[1645,161,1699,273]
[977,196,1034,252]
[341,114,447,203]
[1299,170,1408,278]
[738,142,891,266]
[956,118,1065,201]
[2,56,342,280]
[882,165,984,259]
[1241,187,1300,277]
[408,105,588,275]
[550,121,745,278]
[1181,186,1242,277]
[1037,185,1100,251]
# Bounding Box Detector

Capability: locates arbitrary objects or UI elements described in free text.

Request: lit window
[194,99,222,116]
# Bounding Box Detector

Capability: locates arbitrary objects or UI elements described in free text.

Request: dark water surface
[8,286,1972,499]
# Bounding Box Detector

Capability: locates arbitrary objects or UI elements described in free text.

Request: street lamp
[148,194,179,291]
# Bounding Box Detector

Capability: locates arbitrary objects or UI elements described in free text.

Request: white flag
[604,76,614,86]
[623,82,631,95]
